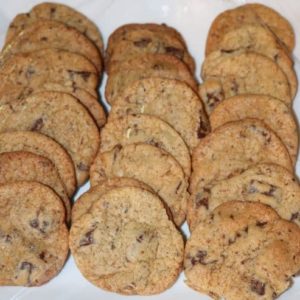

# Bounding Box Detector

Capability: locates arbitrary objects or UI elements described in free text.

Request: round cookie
[0,91,100,186]
[100,115,191,176]
[105,54,197,104]
[106,28,195,73]
[0,130,75,197]
[0,181,68,286]
[106,23,188,59]
[0,49,99,101]
[184,201,300,300]
[0,80,105,129]
[0,151,71,223]
[90,143,189,226]
[1,20,102,73]
[205,3,295,55]
[209,95,298,163]
[72,177,154,222]
[5,2,104,53]
[201,51,292,105]
[70,186,184,295]
[109,78,209,151]
[190,118,293,197]
[188,163,300,231]
[217,25,297,98]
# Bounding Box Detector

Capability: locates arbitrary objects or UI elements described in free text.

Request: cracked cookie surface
[184,201,300,300]
[70,186,184,295]
[0,181,68,286]
[90,143,188,226]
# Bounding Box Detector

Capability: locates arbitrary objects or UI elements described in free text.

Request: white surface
[0,0,300,299]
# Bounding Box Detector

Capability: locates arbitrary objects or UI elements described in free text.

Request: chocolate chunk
[29,219,39,229]
[197,117,209,138]
[25,66,35,79]
[148,138,162,148]
[195,194,209,210]
[220,49,235,54]
[4,234,12,243]
[77,162,89,171]
[40,37,48,41]
[20,261,33,273]
[250,279,265,295]
[50,7,56,15]
[175,181,182,194]
[291,212,299,221]
[133,38,151,48]
[206,91,224,110]
[256,221,268,227]
[165,46,184,60]
[262,185,277,197]
[152,64,163,70]
[67,70,91,82]
[248,180,278,197]
[31,118,44,131]
[136,234,144,243]
[79,228,95,247]
[230,79,239,93]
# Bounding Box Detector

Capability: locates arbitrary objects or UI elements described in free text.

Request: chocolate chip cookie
[0,181,68,286]
[184,201,300,300]
[205,3,295,54]
[217,24,297,98]
[106,27,195,73]
[190,119,293,199]
[70,186,184,294]
[188,163,300,231]
[209,95,298,163]
[90,143,189,226]
[201,51,292,106]
[0,131,76,197]
[5,2,104,54]
[0,151,71,222]
[0,91,100,186]
[72,177,153,222]
[1,20,102,73]
[109,78,209,151]
[0,49,99,101]
[105,54,197,104]
[100,114,191,176]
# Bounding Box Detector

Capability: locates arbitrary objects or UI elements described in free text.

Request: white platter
[0,0,300,299]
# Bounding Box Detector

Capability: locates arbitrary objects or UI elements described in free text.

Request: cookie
[106,27,195,73]
[0,91,100,186]
[0,181,68,286]
[106,23,188,59]
[0,49,99,101]
[100,114,191,177]
[217,24,297,99]
[0,151,71,223]
[5,2,104,54]
[70,186,184,295]
[209,95,298,163]
[1,20,102,73]
[205,3,295,54]
[109,78,209,151]
[90,143,189,226]
[72,177,153,222]
[201,51,292,105]
[190,119,293,196]
[184,201,300,300]
[188,163,300,231]
[0,131,76,197]
[105,54,197,104]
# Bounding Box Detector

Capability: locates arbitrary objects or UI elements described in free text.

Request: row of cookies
[68,23,207,294]
[185,4,300,299]
[0,3,105,286]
